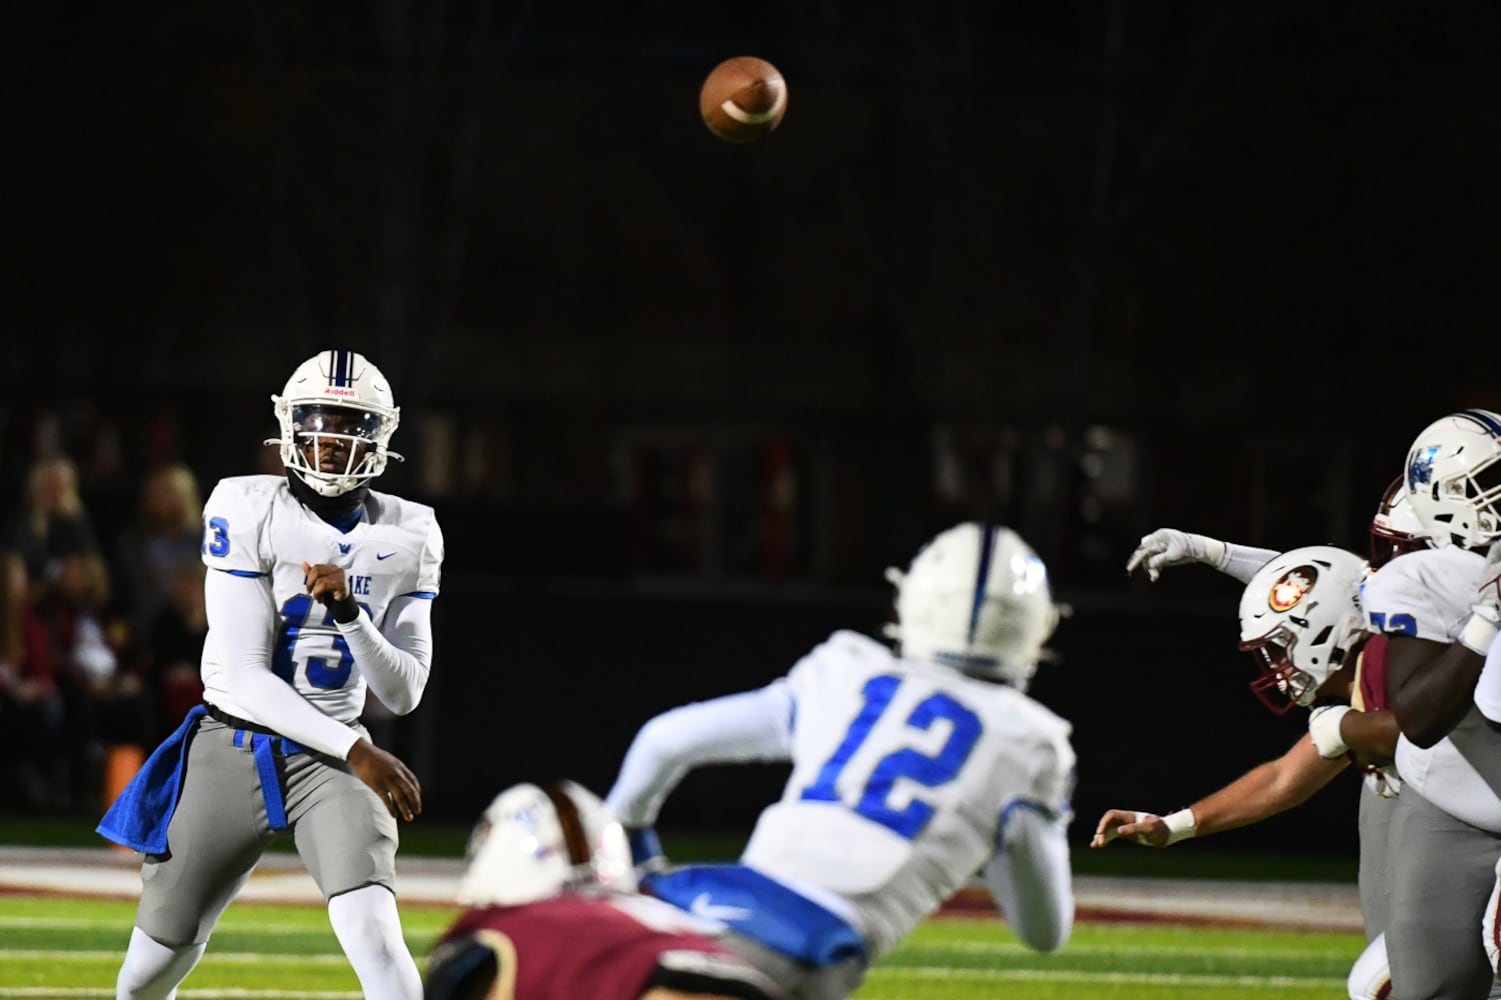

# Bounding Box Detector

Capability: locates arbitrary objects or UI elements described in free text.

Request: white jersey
[739,630,1075,958]
[199,475,442,725]
[1363,546,1501,831]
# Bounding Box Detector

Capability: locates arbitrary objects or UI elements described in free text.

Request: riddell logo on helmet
[1268,566,1318,612]
[323,387,358,397]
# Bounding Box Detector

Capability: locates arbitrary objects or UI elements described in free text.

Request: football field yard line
[0,951,348,965]
[0,917,322,935]
[0,984,357,990]
[876,966,1347,988]
[902,939,1354,960]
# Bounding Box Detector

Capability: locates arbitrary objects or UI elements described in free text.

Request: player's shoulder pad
[795,629,892,672]
[366,489,440,529]
[206,474,284,511]
[1365,545,1477,604]
[1012,693,1075,756]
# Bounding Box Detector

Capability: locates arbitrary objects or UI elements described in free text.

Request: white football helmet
[1238,545,1368,715]
[455,780,636,908]
[886,523,1059,690]
[1403,409,1501,549]
[266,350,403,497]
[1369,474,1429,569]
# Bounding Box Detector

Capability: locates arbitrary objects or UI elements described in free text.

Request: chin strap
[285,471,369,524]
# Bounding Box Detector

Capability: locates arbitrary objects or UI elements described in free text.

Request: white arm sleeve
[336,595,433,715]
[1217,543,1280,585]
[982,805,1074,953]
[205,569,362,759]
[605,682,795,827]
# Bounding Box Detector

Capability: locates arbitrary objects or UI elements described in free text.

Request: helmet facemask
[1240,624,1335,715]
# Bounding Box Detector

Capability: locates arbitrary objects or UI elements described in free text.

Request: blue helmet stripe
[335,350,351,387]
[1459,409,1501,438]
[968,524,996,646]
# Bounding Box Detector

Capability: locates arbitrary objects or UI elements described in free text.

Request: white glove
[1125,529,1228,582]
[1459,539,1501,655]
[1308,705,1352,759]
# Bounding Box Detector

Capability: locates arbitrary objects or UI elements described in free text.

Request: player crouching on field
[425,780,783,1000]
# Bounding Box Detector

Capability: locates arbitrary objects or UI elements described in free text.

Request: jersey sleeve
[415,512,443,596]
[199,480,271,577]
[1019,729,1077,822]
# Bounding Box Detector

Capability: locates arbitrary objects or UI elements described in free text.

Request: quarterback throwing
[100,350,442,1000]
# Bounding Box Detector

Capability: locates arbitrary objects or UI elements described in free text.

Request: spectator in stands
[11,455,99,591]
[38,551,149,810]
[0,550,64,810]
[113,463,204,638]
[143,560,207,739]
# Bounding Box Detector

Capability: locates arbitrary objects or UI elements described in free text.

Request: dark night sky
[4,2,1501,835]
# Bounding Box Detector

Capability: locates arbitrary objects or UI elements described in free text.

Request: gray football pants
[1385,786,1501,1000]
[1359,783,1395,941]
[135,717,398,947]
[718,930,868,1000]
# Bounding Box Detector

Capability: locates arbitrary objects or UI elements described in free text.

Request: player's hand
[303,562,359,623]
[1125,529,1225,582]
[347,738,422,822]
[1090,809,1169,848]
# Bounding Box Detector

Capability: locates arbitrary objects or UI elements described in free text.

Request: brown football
[699,56,787,143]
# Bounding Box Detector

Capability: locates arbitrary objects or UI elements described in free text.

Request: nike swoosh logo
[376,552,396,561]
[688,892,751,922]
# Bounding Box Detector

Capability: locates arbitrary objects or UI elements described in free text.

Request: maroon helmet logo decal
[1268,566,1318,612]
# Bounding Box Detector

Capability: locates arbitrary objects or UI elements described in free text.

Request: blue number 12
[800,674,982,839]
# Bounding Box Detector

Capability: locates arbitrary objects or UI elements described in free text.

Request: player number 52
[1368,611,1417,636]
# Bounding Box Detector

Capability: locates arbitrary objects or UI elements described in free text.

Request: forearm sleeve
[336,595,433,715]
[206,570,361,759]
[605,682,794,827]
[1217,543,1280,584]
[983,805,1074,953]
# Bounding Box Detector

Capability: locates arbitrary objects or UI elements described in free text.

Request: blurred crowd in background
[0,404,404,815]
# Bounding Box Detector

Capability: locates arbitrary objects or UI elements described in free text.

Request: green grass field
[0,894,1364,999]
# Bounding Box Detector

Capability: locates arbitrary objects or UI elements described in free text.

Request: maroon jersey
[426,894,778,1000]
[1354,634,1390,713]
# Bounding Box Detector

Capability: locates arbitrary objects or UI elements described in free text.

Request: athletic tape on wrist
[1460,612,1500,655]
[1162,808,1197,846]
[1309,705,1352,759]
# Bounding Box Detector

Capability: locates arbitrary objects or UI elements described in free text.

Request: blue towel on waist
[96,706,208,854]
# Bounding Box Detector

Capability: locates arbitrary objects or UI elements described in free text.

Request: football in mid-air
[699,57,787,143]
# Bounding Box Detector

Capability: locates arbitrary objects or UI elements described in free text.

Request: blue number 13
[800,674,982,839]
